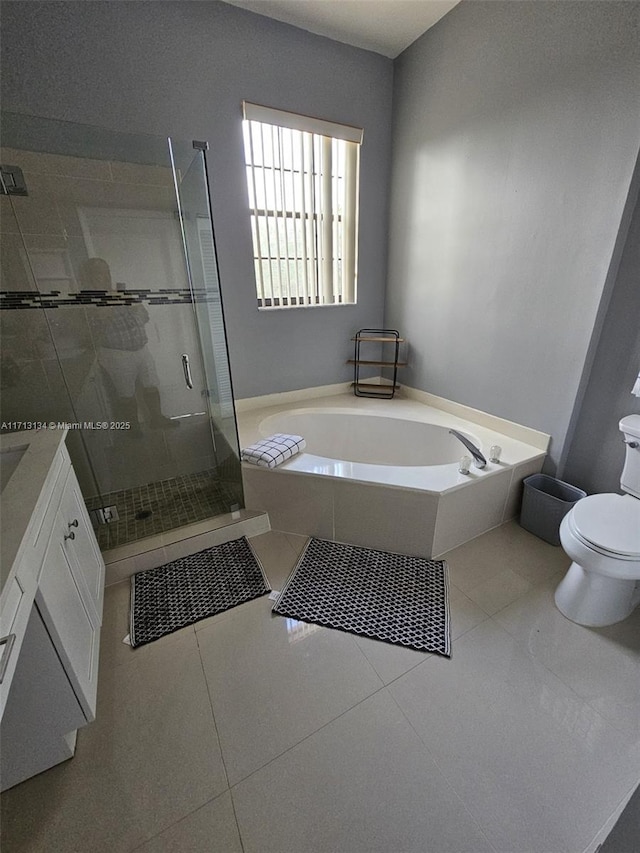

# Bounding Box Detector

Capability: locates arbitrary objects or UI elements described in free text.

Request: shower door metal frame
[168,136,244,482]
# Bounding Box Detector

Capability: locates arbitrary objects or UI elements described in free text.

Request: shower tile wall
[0,176,88,477]
[0,146,215,498]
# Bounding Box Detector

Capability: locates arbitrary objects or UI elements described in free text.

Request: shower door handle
[181,353,194,389]
[0,633,16,684]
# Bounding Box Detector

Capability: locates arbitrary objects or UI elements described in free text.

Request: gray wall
[386,0,640,469]
[0,0,393,399]
[561,162,640,495]
[3,0,639,485]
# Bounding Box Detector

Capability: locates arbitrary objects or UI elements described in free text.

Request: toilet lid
[572,494,640,557]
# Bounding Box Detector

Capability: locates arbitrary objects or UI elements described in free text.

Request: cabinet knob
[68,519,79,528]
[64,531,75,541]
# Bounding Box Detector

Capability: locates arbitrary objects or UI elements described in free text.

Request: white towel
[632,371,640,397]
[241,433,306,468]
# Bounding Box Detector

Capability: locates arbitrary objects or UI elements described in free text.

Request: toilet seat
[566,516,639,562]
[570,494,640,559]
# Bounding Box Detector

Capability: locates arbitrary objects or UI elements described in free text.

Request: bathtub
[260,409,481,468]
[238,393,548,558]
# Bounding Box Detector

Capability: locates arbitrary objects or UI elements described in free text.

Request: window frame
[241,102,363,310]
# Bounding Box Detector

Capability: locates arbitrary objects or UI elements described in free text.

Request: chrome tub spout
[449,429,487,469]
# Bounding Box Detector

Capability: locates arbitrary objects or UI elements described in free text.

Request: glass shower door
[169,139,244,511]
[0,112,243,549]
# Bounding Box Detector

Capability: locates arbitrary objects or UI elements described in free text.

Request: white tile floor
[2,522,639,853]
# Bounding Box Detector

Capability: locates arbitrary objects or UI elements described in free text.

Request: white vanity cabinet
[37,472,103,720]
[0,429,105,791]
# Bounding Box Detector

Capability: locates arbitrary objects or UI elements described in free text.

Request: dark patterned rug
[272,538,451,657]
[130,536,270,647]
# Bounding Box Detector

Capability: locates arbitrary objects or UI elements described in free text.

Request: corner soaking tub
[239,398,547,558]
[260,410,480,468]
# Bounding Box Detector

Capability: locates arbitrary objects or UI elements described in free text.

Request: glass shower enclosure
[0,112,243,551]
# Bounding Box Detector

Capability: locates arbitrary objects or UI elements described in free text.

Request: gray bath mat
[272,538,451,657]
[130,536,270,647]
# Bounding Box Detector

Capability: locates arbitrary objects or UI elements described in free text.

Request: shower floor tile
[85,469,243,550]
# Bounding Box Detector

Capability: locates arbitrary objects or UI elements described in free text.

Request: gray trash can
[519,474,587,546]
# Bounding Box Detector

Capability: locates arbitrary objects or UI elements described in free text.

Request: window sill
[257,302,357,311]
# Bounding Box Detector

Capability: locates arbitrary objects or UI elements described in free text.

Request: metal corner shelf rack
[348,329,407,399]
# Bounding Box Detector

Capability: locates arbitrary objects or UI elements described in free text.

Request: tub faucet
[449,429,487,469]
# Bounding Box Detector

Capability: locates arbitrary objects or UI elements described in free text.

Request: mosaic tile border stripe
[0,288,218,309]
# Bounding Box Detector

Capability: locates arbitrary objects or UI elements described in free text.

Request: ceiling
[222,0,462,58]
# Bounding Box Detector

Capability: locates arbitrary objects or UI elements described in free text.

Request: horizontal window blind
[242,102,364,144]
[242,101,362,308]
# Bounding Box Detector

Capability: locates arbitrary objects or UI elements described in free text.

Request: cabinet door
[0,606,85,791]
[58,468,105,627]
[37,521,99,721]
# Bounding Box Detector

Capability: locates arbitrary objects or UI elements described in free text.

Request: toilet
[555,415,640,627]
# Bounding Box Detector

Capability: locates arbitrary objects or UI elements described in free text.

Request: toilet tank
[620,415,640,498]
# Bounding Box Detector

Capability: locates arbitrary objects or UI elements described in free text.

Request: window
[242,102,363,308]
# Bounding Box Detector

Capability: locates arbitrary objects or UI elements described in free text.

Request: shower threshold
[98,504,270,586]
